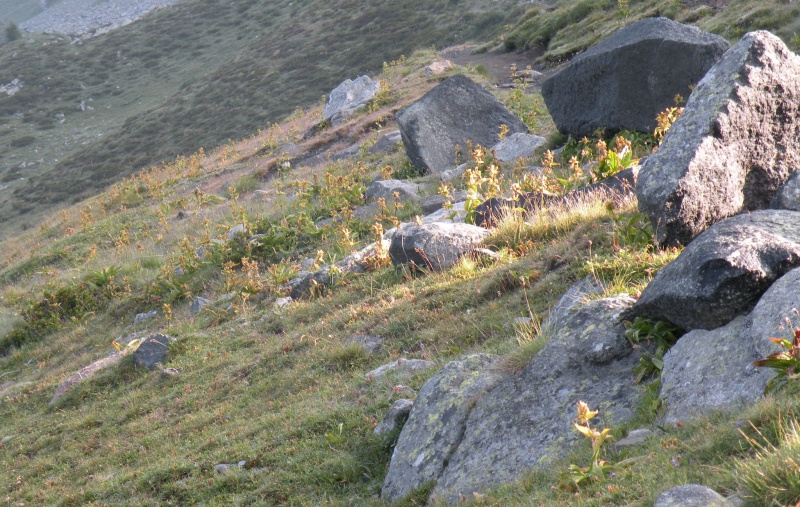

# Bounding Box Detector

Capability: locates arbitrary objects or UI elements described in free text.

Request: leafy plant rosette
[753,327,800,394]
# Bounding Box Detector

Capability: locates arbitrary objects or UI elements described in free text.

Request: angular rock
[345,334,384,355]
[132,334,173,370]
[770,171,800,211]
[631,210,800,331]
[661,316,770,424]
[440,164,467,182]
[490,133,546,164]
[365,179,422,204]
[637,31,800,247]
[323,75,380,126]
[542,17,728,138]
[365,358,436,381]
[424,60,453,76]
[227,224,246,240]
[748,266,800,357]
[396,75,527,175]
[654,484,729,507]
[388,222,490,271]
[214,461,246,475]
[382,354,506,502]
[428,296,641,501]
[190,296,212,315]
[542,275,606,332]
[369,130,403,154]
[133,310,158,324]
[611,428,653,453]
[374,399,414,436]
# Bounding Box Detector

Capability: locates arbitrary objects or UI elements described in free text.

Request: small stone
[374,399,414,435]
[365,358,436,380]
[190,297,212,315]
[1,435,15,443]
[133,310,158,324]
[345,334,384,355]
[227,224,246,240]
[274,297,293,310]
[132,334,173,371]
[611,428,653,452]
[392,385,417,398]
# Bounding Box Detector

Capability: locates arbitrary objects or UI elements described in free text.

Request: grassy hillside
[3,1,800,506]
[0,0,521,235]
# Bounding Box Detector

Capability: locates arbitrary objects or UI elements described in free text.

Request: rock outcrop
[637,31,800,247]
[542,17,728,138]
[381,354,506,502]
[396,75,527,175]
[631,210,800,331]
[384,296,642,502]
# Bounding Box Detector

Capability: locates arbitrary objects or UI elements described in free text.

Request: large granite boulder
[748,265,800,357]
[382,296,640,502]
[389,222,490,271]
[660,316,770,424]
[637,31,800,247]
[396,75,527,175]
[631,210,800,331]
[323,75,380,126]
[381,354,506,502]
[542,17,728,138]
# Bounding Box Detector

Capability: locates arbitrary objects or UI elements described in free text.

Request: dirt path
[441,44,556,90]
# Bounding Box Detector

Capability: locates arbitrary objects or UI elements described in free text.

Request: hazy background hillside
[0,0,523,236]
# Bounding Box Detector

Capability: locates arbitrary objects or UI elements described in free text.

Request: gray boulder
[541,275,606,332]
[374,399,414,436]
[420,201,467,225]
[542,17,728,138]
[190,296,212,315]
[748,266,800,357]
[323,75,380,126]
[637,31,800,247]
[133,334,173,370]
[389,222,490,271]
[133,310,158,324]
[396,74,527,175]
[369,130,403,154]
[661,316,770,424]
[382,354,506,502]
[425,296,641,502]
[490,133,546,164]
[420,191,468,215]
[654,484,730,507]
[631,210,800,331]
[364,179,422,203]
[770,171,800,211]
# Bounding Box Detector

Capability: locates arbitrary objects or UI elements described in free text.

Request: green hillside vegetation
[0,0,521,235]
[3,1,800,506]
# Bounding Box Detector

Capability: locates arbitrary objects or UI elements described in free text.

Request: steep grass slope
[2,1,800,506]
[0,0,521,236]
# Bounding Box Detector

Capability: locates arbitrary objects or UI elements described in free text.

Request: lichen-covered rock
[381,354,505,502]
[542,17,728,138]
[631,210,800,331]
[748,266,800,357]
[323,75,380,126]
[389,222,489,271]
[654,484,730,507]
[637,31,800,247]
[661,316,770,424]
[541,275,606,333]
[428,296,641,502]
[396,75,527,175]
